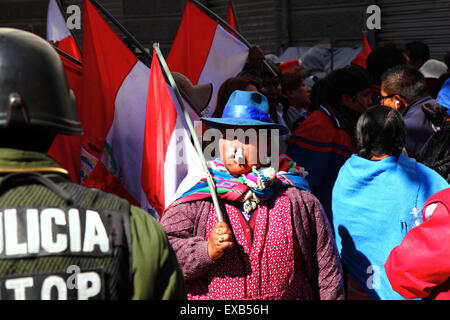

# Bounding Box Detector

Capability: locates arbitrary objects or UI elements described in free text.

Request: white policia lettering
[2,272,102,300]
[0,208,110,256]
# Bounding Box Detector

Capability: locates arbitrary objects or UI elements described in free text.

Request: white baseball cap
[419,59,448,79]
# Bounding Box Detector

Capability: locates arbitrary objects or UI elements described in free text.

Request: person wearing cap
[0,28,186,300]
[380,64,438,159]
[279,59,301,73]
[160,90,344,300]
[417,78,450,183]
[419,59,448,99]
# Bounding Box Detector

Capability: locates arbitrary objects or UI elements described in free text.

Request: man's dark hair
[324,66,373,107]
[366,44,407,86]
[356,105,406,159]
[310,77,329,111]
[381,64,428,103]
[405,41,430,66]
[417,121,450,183]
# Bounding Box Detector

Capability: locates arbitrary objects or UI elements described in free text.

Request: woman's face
[219,127,270,176]
[287,80,311,107]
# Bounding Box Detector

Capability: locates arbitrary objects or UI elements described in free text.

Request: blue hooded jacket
[332,153,449,300]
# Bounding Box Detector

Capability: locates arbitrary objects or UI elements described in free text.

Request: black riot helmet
[0,28,82,135]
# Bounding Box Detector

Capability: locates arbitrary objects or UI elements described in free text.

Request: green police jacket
[0,148,186,300]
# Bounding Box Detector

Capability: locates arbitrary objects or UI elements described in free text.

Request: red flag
[46,0,83,183]
[226,0,237,31]
[351,33,372,70]
[167,0,248,116]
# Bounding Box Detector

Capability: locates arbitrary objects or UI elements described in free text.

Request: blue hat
[201,90,289,135]
[437,78,450,115]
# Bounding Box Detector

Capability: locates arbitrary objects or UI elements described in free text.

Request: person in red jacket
[385,187,450,300]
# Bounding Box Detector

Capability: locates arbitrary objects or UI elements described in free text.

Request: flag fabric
[351,33,372,70]
[167,0,249,117]
[80,0,146,208]
[46,0,81,61]
[47,53,83,183]
[81,0,203,216]
[225,0,237,31]
[46,0,83,183]
[141,50,204,215]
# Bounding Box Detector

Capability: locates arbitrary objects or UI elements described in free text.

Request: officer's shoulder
[61,182,131,210]
[129,205,170,249]
[63,183,166,238]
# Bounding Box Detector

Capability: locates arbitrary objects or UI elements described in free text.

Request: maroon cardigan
[160,187,344,300]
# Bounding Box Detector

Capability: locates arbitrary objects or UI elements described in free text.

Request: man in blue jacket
[380,64,437,158]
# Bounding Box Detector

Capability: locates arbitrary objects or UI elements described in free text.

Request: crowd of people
[0,26,449,301]
[162,41,450,300]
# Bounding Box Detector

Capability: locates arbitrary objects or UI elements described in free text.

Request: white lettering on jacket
[0,208,110,256]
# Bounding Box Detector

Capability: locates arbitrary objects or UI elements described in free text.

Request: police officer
[0,28,186,300]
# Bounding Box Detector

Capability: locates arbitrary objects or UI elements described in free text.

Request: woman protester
[332,105,449,300]
[160,90,344,300]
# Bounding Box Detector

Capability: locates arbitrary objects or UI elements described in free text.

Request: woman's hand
[208,222,234,261]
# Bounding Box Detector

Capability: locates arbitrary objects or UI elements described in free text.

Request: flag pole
[88,0,152,63]
[229,0,240,34]
[189,0,277,78]
[153,43,224,223]
[53,45,83,66]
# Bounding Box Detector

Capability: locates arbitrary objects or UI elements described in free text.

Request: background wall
[0,0,449,61]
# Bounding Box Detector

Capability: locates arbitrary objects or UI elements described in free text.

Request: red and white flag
[47,54,83,183]
[46,0,81,61]
[80,0,147,207]
[46,0,83,183]
[81,0,202,216]
[167,0,249,117]
[141,51,204,215]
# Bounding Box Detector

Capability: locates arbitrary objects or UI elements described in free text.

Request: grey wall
[0,0,448,60]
